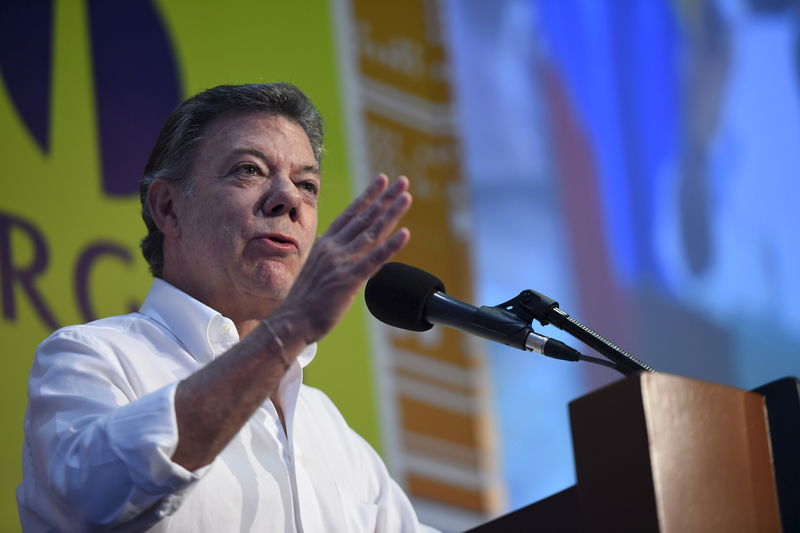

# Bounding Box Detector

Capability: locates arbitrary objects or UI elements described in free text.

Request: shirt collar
[139,278,317,367]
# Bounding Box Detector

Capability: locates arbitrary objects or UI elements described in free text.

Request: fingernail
[366,175,388,194]
[390,177,407,191]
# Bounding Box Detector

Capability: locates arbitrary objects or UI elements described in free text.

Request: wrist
[261,319,291,370]
[268,303,322,346]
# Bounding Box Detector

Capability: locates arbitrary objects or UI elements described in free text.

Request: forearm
[171,309,308,470]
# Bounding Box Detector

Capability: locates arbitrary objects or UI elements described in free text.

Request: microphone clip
[495,290,560,327]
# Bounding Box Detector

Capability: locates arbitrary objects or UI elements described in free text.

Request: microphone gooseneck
[499,289,655,375]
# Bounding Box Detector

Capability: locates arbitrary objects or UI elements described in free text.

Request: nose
[260,175,301,221]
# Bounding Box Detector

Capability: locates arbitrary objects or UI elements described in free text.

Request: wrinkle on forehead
[190,112,317,180]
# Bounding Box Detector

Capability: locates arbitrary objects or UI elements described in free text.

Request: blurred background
[1,0,798,531]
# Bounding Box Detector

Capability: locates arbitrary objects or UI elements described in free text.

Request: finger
[337,176,409,241]
[353,228,412,279]
[346,190,411,252]
[342,177,408,236]
[326,175,389,234]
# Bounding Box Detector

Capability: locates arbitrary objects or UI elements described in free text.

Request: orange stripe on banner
[352,0,450,103]
[394,366,479,396]
[391,333,478,368]
[407,474,489,512]
[399,396,484,448]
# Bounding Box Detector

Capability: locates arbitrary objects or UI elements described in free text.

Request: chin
[250,262,297,298]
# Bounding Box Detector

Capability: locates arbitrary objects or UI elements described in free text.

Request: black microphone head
[365,262,446,332]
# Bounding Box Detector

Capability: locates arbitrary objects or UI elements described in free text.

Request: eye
[237,164,259,176]
[298,180,319,196]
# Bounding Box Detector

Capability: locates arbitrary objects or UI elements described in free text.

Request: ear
[147,179,182,238]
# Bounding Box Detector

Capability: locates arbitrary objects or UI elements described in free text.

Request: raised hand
[278,174,412,343]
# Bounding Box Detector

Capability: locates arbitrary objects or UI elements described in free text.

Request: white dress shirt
[18,278,434,532]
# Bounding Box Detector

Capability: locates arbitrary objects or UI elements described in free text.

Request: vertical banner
[334,0,505,529]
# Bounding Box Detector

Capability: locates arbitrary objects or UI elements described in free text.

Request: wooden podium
[468,373,791,533]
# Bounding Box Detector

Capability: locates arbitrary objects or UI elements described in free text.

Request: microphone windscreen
[365,262,446,332]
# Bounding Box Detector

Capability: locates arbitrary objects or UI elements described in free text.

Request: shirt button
[220,324,231,336]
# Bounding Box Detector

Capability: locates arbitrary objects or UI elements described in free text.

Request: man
[18,83,434,532]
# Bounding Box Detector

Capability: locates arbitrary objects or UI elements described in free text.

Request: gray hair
[139,82,324,277]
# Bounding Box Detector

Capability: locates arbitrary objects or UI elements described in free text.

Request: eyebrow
[231,147,269,165]
[229,148,320,176]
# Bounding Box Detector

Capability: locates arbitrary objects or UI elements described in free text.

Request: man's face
[170,112,320,309]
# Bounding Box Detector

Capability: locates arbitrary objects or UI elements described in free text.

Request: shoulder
[297,384,345,419]
[31,313,172,393]
[38,312,164,354]
[296,384,363,445]
[296,384,383,461]
[295,385,397,503]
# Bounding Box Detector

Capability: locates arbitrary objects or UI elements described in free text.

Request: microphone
[365,262,582,362]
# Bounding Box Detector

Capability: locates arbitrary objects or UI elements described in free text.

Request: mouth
[254,232,299,251]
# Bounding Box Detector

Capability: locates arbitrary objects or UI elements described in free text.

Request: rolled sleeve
[107,381,200,492]
[19,327,210,531]
[104,381,213,527]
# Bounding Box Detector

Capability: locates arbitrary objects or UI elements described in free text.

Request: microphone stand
[497,290,656,376]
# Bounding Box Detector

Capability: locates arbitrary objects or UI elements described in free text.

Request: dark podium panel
[754,377,800,532]
[469,373,784,533]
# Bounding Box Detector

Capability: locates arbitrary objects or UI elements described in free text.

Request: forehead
[195,111,314,161]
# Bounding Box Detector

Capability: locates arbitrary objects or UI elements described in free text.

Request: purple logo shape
[0,0,54,153]
[1,1,181,195]
[89,0,182,196]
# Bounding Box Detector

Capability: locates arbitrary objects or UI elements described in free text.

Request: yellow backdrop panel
[0,1,377,528]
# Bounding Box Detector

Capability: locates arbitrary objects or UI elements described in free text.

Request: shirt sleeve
[18,327,210,532]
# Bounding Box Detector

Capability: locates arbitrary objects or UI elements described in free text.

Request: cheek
[183,201,248,253]
[301,206,319,255]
